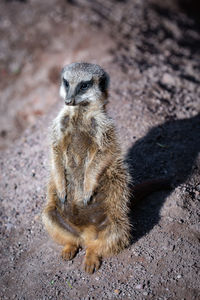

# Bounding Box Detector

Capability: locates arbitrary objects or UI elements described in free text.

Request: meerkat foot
[83,251,101,274]
[61,244,78,260]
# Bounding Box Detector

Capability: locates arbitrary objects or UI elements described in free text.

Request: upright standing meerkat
[42,62,131,273]
[42,62,170,273]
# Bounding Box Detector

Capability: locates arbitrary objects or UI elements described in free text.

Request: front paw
[57,191,67,204]
[83,191,93,205]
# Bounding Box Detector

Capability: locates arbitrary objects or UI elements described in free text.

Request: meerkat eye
[63,78,69,88]
[76,80,93,94]
[80,82,89,90]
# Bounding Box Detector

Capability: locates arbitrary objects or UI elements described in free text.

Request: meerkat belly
[64,129,96,200]
[59,126,110,230]
[67,130,92,167]
[56,172,109,231]
[58,198,109,232]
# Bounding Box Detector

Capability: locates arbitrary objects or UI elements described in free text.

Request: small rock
[114,289,120,294]
[161,73,175,86]
[34,215,40,221]
[135,284,142,290]
[1,130,7,137]
[196,185,200,192]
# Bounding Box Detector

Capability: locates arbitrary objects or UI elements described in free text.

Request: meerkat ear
[99,72,110,92]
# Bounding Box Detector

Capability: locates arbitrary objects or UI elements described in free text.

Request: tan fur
[42,63,131,273]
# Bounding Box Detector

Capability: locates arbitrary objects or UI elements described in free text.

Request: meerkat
[42,62,170,273]
[42,62,131,273]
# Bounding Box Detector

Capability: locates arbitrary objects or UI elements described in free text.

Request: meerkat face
[59,63,109,106]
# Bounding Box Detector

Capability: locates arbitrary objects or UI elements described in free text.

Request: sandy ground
[0,0,200,299]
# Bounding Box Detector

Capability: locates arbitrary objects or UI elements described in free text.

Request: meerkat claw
[83,193,93,205]
[83,197,90,206]
[58,195,67,204]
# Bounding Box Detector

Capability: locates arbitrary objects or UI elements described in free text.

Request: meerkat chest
[67,130,94,163]
[59,112,98,169]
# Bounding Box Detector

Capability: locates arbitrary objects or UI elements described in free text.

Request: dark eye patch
[99,72,110,92]
[63,78,69,89]
[76,79,93,94]
[80,82,90,90]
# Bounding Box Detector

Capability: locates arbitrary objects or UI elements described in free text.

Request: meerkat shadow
[125,113,200,244]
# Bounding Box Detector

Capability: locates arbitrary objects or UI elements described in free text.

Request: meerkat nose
[65,99,71,105]
[65,97,75,105]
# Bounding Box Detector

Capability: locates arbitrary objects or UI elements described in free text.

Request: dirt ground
[0,0,200,299]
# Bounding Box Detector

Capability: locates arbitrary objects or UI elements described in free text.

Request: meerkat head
[59,62,110,106]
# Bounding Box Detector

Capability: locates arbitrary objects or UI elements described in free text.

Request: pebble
[161,73,175,86]
[135,284,142,290]
[196,185,200,192]
[34,215,40,221]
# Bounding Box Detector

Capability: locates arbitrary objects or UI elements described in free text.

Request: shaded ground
[0,0,200,299]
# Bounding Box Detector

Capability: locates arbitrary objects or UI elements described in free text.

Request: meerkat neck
[62,98,107,119]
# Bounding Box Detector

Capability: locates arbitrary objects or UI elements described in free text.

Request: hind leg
[42,179,81,260]
[81,226,103,273]
[43,205,80,260]
[62,243,79,260]
[81,223,130,273]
